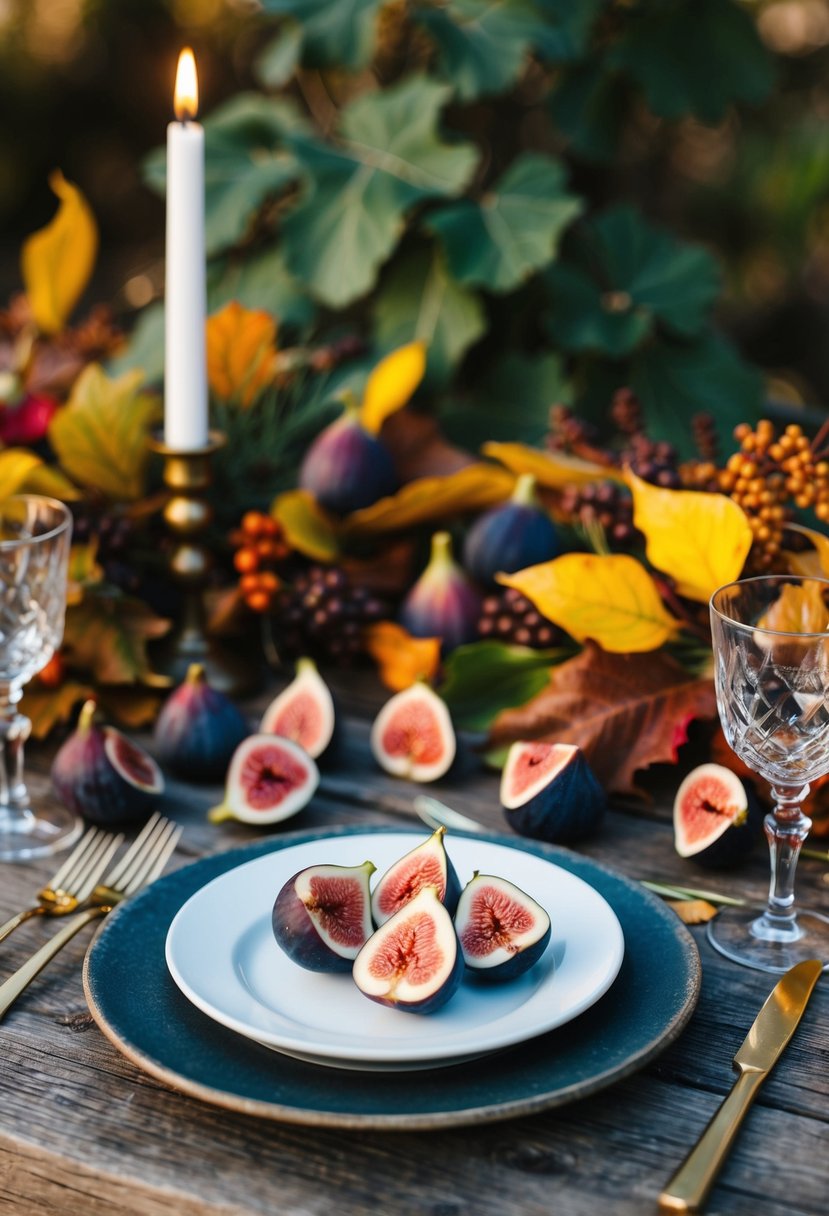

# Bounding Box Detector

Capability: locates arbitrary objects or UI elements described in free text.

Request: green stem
[641,879,746,907]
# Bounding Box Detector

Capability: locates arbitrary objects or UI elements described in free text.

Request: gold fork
[0,827,124,945]
[0,812,182,1020]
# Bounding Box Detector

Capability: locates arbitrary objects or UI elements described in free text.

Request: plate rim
[164,833,625,1066]
[84,824,702,1131]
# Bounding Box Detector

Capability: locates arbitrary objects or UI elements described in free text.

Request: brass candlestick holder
[148,431,261,696]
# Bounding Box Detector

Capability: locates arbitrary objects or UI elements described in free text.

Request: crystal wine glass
[709,574,829,972]
[0,494,79,861]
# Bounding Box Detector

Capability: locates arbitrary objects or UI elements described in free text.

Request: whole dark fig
[51,700,164,826]
[463,474,561,587]
[153,663,250,781]
[299,403,397,515]
[400,531,482,651]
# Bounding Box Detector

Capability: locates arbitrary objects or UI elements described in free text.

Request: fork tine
[74,833,124,902]
[121,822,182,895]
[102,812,163,886]
[46,827,105,890]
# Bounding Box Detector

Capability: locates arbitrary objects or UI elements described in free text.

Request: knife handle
[658,1067,766,1213]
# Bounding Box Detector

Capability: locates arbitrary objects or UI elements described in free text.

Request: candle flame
[174,48,199,122]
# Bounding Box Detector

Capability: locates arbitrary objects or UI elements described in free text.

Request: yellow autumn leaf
[20,171,98,335]
[360,342,427,435]
[627,469,753,603]
[499,553,679,653]
[0,449,47,500]
[49,365,161,502]
[271,489,341,561]
[757,580,829,635]
[483,441,624,488]
[206,301,277,407]
[342,463,515,537]
[783,523,829,578]
[365,621,441,692]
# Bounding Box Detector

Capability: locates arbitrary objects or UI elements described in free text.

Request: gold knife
[658,958,822,1214]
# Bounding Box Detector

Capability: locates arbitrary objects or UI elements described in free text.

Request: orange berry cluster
[717,420,829,569]
[232,511,290,613]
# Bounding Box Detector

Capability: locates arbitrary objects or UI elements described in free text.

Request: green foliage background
[127,0,783,456]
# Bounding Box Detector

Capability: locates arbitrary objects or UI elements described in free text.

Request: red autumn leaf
[488,641,718,797]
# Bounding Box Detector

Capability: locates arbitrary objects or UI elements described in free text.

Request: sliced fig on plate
[208,735,319,825]
[260,658,336,760]
[674,762,757,869]
[371,826,461,926]
[51,699,164,826]
[370,683,456,783]
[272,860,376,972]
[500,740,606,843]
[455,872,551,982]
[352,886,463,1014]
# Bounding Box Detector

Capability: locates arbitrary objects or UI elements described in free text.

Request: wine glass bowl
[710,575,829,972]
[0,495,80,861]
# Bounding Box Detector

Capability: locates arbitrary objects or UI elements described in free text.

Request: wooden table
[1,672,827,1216]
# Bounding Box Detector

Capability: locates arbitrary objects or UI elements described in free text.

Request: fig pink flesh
[510,742,571,797]
[241,745,309,810]
[106,731,160,788]
[375,854,446,918]
[380,701,444,765]
[459,885,534,957]
[678,773,741,845]
[305,875,369,948]
[270,691,324,750]
[367,912,444,987]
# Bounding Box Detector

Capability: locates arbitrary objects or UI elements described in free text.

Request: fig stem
[185,663,206,685]
[78,699,98,732]
[207,803,234,824]
[429,531,457,570]
[511,473,538,507]
[641,879,746,907]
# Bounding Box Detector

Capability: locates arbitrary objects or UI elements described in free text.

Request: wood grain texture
[0,670,826,1215]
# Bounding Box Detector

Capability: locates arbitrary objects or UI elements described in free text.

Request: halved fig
[272,861,376,972]
[260,658,336,760]
[371,826,461,926]
[500,740,606,843]
[207,734,319,825]
[352,886,463,1014]
[674,763,757,869]
[455,872,551,982]
[370,684,456,783]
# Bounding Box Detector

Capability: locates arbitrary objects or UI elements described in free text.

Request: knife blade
[658,958,822,1214]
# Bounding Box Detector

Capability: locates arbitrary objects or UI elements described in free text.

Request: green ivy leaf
[439,640,566,731]
[546,205,721,357]
[550,61,631,162]
[145,95,305,257]
[440,352,572,449]
[284,76,479,308]
[609,0,774,125]
[208,246,316,332]
[427,154,582,293]
[373,244,486,385]
[254,23,304,88]
[261,0,382,69]
[532,0,603,61]
[415,0,540,101]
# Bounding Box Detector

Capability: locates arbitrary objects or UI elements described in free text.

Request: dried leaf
[63,594,170,685]
[20,171,98,334]
[365,621,441,691]
[380,409,476,480]
[757,579,829,634]
[627,469,752,602]
[66,542,104,605]
[483,441,621,488]
[342,462,515,537]
[96,686,164,729]
[499,553,679,653]
[22,680,93,739]
[360,342,427,435]
[667,899,718,925]
[271,489,341,561]
[782,523,829,578]
[489,642,718,796]
[49,365,161,502]
[206,301,278,407]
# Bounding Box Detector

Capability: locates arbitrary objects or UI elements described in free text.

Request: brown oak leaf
[488,642,718,797]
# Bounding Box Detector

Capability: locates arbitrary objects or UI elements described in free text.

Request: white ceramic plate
[165,832,624,1071]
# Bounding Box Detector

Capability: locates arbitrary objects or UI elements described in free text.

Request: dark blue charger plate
[83,825,701,1129]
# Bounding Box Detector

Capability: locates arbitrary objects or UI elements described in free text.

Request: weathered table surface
[1,671,827,1216]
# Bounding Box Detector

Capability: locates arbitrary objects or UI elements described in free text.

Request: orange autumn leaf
[365,622,441,692]
[360,342,427,435]
[206,301,277,406]
[783,523,829,579]
[499,553,679,653]
[626,469,753,603]
[21,171,98,334]
[757,580,829,634]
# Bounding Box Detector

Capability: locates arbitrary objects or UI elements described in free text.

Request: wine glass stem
[0,683,32,816]
[763,785,811,933]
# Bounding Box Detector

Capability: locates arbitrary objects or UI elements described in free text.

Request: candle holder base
[149,430,262,700]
